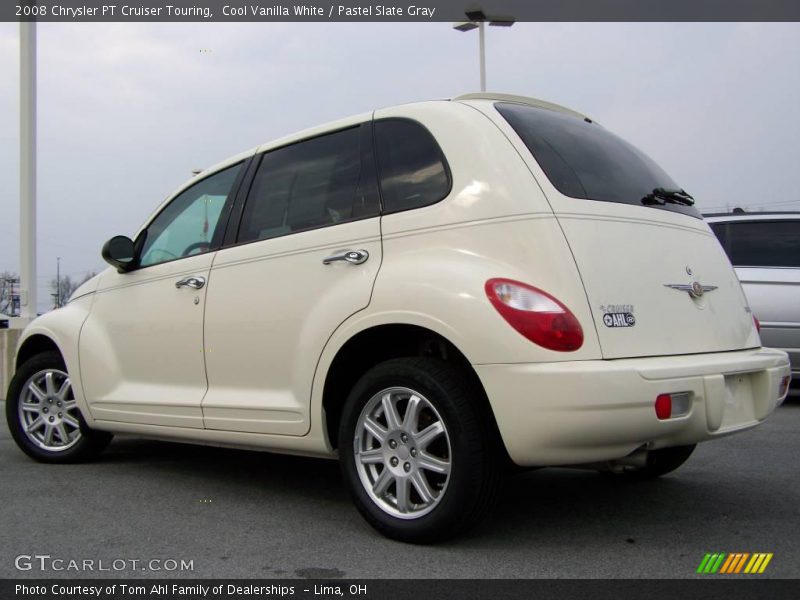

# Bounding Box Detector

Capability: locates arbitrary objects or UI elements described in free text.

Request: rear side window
[374,119,451,213]
[710,220,800,268]
[496,102,701,219]
[238,125,380,243]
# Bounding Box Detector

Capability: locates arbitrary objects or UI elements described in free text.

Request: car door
[79,162,246,428]
[201,122,382,435]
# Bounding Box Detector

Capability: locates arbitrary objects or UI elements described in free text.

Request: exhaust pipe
[570,448,651,473]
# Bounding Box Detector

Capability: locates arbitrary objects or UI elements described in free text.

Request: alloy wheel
[353,387,452,519]
[17,368,82,452]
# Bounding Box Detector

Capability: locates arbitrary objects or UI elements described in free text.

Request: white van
[6,93,791,543]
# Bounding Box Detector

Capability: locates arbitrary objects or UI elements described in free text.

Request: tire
[5,351,112,463]
[338,357,502,543]
[623,444,696,479]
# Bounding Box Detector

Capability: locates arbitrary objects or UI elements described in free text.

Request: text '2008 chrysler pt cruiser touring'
[6,93,791,542]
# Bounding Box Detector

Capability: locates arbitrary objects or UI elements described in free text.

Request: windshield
[496,102,701,219]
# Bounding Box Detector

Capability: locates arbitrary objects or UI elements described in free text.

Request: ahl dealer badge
[600,304,636,328]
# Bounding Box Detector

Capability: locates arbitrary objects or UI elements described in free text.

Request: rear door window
[709,220,800,267]
[496,102,701,218]
[374,118,451,214]
[237,124,380,243]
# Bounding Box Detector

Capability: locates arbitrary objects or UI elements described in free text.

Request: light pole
[56,256,61,308]
[19,22,37,321]
[453,9,514,92]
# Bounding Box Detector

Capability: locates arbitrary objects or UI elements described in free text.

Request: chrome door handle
[322,249,369,265]
[175,276,206,289]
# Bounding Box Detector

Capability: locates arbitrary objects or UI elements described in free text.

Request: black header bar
[5,0,800,22]
[3,579,800,600]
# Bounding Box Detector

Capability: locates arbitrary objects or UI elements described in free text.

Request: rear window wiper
[640,187,695,207]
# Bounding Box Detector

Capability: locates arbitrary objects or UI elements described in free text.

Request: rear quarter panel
[370,101,602,364]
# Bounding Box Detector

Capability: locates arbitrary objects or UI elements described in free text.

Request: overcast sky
[1,22,799,312]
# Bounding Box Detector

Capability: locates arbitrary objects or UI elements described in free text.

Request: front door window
[139,163,242,267]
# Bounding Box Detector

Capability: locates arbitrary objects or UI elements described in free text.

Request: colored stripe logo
[697,552,773,574]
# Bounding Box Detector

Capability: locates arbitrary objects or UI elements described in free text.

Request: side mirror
[101,235,136,273]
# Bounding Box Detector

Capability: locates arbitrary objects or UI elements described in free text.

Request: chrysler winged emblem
[664,281,718,299]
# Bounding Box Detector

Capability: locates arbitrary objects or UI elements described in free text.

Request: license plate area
[719,372,757,430]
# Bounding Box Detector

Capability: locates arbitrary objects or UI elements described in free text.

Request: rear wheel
[6,351,112,463]
[339,358,501,543]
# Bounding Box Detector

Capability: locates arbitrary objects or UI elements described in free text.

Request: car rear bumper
[475,347,791,467]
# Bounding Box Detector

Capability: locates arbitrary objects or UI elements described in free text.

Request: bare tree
[1,271,19,316]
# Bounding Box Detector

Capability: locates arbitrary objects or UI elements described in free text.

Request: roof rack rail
[703,210,800,217]
[454,92,589,121]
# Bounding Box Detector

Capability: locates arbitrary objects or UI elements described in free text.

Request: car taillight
[754,315,761,333]
[485,278,584,352]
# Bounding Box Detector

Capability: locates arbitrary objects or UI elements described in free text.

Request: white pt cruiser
[6,93,791,543]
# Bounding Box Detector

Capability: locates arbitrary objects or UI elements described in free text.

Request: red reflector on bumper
[655,394,672,420]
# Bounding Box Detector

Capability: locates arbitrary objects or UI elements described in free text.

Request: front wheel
[339,358,501,543]
[6,351,112,463]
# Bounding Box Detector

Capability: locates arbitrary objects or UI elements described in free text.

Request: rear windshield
[709,220,800,268]
[496,102,701,219]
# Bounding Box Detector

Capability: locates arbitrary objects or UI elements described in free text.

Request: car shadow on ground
[3,399,796,549]
[97,435,353,509]
[89,427,788,548]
